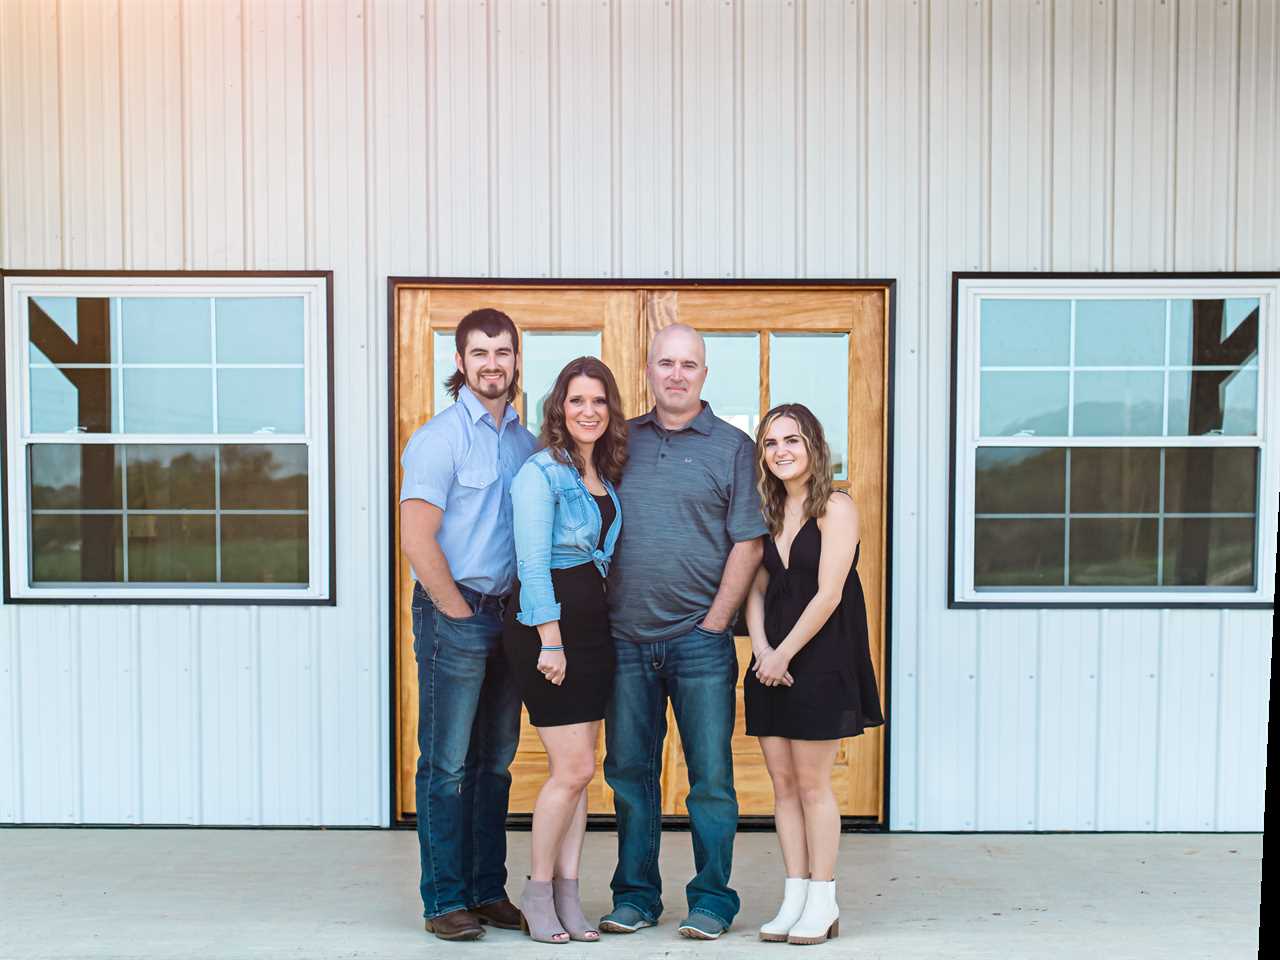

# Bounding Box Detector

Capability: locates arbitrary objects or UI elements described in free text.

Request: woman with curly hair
[502,355,627,944]
[744,403,883,946]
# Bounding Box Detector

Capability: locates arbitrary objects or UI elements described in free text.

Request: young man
[399,308,537,941]
[601,323,767,940]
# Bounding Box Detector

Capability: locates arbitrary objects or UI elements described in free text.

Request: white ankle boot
[758,876,809,941]
[787,879,840,944]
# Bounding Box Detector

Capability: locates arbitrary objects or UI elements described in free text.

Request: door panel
[392,282,890,823]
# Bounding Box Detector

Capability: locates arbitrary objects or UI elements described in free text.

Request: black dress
[502,493,617,728]
[744,514,884,740]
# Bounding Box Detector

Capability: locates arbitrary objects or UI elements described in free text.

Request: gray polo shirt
[608,402,767,643]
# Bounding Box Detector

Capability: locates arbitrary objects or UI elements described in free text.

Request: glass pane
[974,448,1065,514]
[1074,300,1165,367]
[979,371,1068,436]
[1069,448,1160,514]
[979,299,1070,366]
[1068,518,1158,585]
[221,444,309,510]
[30,366,117,433]
[216,297,305,364]
[221,515,308,583]
[703,334,760,435]
[124,368,214,433]
[1163,518,1256,587]
[29,445,121,509]
[974,519,1064,587]
[217,369,305,434]
[770,333,849,479]
[521,332,603,438]
[125,445,215,510]
[121,298,211,364]
[1072,371,1163,436]
[127,515,216,582]
[1164,448,1258,514]
[1167,368,1258,436]
[28,296,114,364]
[433,331,457,417]
[1169,299,1259,367]
[31,515,123,582]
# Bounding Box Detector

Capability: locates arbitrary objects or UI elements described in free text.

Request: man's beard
[469,371,509,399]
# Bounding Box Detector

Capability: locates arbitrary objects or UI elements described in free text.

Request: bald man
[600,324,766,940]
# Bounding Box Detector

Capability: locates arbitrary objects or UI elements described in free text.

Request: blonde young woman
[743,403,883,946]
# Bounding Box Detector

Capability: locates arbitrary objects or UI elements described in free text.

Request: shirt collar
[459,384,520,428]
[638,401,716,436]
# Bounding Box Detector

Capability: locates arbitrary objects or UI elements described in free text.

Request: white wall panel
[0,0,1272,829]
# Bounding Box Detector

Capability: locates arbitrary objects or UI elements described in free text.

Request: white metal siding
[0,0,1272,829]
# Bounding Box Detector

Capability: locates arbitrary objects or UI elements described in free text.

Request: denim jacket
[509,447,622,626]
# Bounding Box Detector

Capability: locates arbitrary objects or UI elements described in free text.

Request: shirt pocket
[457,463,498,490]
[556,485,591,531]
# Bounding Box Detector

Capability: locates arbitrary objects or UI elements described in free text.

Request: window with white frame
[951,274,1278,607]
[1,272,333,602]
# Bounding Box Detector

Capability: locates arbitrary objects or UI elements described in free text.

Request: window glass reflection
[1069,448,1159,514]
[770,334,848,479]
[221,445,308,510]
[703,334,760,436]
[1162,518,1255,587]
[1069,518,1158,585]
[29,444,121,509]
[122,298,211,364]
[974,518,1064,587]
[979,300,1070,366]
[1167,368,1257,436]
[974,448,1064,514]
[979,371,1068,436]
[1163,448,1258,514]
[521,332,602,438]
[433,331,456,418]
[1072,371,1163,436]
[217,369,305,434]
[31,366,117,433]
[127,515,216,582]
[125,445,216,510]
[31,515,123,583]
[1074,300,1165,367]
[1169,299,1259,367]
[216,297,305,364]
[28,296,114,364]
[124,369,213,433]
[221,515,309,583]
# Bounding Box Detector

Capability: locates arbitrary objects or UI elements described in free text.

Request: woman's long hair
[754,403,835,538]
[539,356,628,486]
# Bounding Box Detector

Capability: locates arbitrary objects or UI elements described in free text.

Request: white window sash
[3,275,332,602]
[953,276,1278,606]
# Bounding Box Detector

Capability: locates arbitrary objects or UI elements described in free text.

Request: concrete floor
[0,829,1261,960]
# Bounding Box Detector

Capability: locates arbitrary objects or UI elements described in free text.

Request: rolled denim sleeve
[511,462,561,626]
[726,434,768,542]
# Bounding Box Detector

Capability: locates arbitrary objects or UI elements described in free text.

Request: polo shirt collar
[638,401,717,436]
[459,384,519,427]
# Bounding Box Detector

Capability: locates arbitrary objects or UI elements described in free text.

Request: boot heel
[828,919,840,939]
[519,915,529,935]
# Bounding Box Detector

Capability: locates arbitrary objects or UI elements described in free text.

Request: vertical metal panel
[1,608,21,821]
[1096,610,1162,829]
[618,0,675,277]
[138,608,198,824]
[1215,610,1271,829]
[554,0,612,276]
[494,0,552,277]
[16,609,78,823]
[1050,0,1113,269]
[1112,0,1176,271]
[197,607,258,824]
[975,611,1039,830]
[1173,0,1238,268]
[258,608,321,825]
[77,608,139,822]
[676,0,735,277]
[1037,611,1102,830]
[865,0,927,831]
[1156,610,1221,829]
[741,0,799,277]
[1236,0,1280,268]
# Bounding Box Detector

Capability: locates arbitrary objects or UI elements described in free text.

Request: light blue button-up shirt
[399,385,537,596]
[510,448,622,626]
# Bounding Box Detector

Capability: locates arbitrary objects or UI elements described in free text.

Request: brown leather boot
[424,909,484,941]
[472,898,522,930]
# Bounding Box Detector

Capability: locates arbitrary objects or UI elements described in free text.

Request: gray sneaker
[598,904,655,934]
[677,912,728,940]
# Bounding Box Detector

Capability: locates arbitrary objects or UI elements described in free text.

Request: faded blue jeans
[413,582,521,920]
[603,624,740,927]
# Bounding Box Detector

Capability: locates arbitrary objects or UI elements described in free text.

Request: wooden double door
[391,280,891,824]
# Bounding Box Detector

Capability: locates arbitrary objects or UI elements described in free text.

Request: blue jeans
[413,583,521,919]
[603,624,740,927]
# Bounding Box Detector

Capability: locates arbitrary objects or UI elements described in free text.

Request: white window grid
[953,276,1279,607]
[3,275,332,602]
